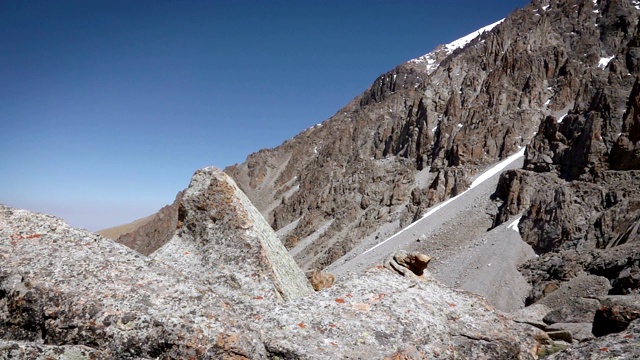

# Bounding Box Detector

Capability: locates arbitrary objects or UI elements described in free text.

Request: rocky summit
[6,0,640,358]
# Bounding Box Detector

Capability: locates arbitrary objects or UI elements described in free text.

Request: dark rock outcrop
[592,295,640,337]
[491,13,640,301]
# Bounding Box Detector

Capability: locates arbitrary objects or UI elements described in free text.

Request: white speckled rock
[261,267,539,359]
[0,205,267,359]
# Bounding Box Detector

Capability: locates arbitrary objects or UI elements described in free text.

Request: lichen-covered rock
[1,204,544,359]
[261,267,538,359]
[151,166,313,304]
[0,205,268,359]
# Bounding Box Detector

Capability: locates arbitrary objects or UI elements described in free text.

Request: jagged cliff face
[226,0,636,271]
[490,0,640,302]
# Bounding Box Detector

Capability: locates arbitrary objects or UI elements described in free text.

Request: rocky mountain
[488,0,640,304]
[225,0,638,274]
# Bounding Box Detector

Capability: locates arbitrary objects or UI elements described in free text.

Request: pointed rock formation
[152,166,313,303]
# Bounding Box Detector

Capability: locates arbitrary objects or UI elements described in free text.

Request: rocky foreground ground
[3,167,640,359]
[1,168,544,359]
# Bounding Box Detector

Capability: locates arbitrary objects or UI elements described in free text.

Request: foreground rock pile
[1,167,538,359]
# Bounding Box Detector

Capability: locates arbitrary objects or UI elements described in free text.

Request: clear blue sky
[1,0,529,231]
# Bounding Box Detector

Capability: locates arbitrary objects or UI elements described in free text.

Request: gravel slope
[328,155,535,312]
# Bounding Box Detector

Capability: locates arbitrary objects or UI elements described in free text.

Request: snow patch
[544,99,551,106]
[444,19,504,53]
[470,147,526,189]
[542,5,550,11]
[598,55,614,69]
[409,19,502,74]
[558,113,567,123]
[507,216,522,232]
[457,123,463,128]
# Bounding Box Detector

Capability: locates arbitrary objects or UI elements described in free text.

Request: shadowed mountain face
[225,0,640,272]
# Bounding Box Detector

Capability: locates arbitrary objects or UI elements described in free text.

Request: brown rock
[592,295,640,337]
[545,323,595,342]
[308,269,335,291]
[546,330,573,343]
[385,250,432,277]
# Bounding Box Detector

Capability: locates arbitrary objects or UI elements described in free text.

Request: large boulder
[1,165,544,358]
[151,166,313,304]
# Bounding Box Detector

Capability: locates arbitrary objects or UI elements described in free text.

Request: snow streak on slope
[507,216,522,232]
[363,147,526,254]
[444,19,504,53]
[409,19,504,74]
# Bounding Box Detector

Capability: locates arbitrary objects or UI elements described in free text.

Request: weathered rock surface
[384,250,432,278]
[545,323,595,342]
[261,267,539,359]
[491,0,640,301]
[0,205,268,359]
[592,295,640,337]
[0,167,542,359]
[0,340,106,360]
[151,166,313,303]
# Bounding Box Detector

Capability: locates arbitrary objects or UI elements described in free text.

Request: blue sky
[1,0,529,231]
